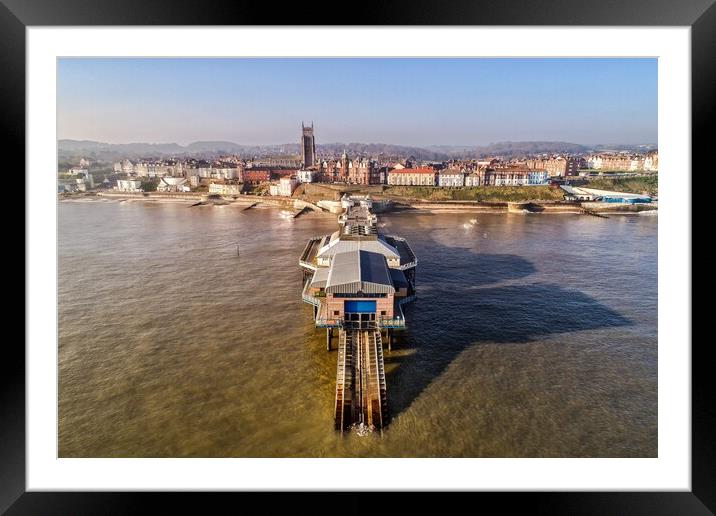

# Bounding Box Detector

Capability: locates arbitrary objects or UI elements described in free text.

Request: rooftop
[388,167,436,175]
[325,250,395,294]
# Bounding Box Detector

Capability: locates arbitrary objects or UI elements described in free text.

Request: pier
[299,194,417,434]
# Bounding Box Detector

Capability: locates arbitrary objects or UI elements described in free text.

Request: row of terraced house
[386,166,550,187]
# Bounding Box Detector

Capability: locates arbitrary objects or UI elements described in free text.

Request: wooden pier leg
[387,329,391,352]
[326,328,332,351]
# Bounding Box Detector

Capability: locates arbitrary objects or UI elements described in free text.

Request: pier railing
[299,236,323,270]
[302,293,321,307]
[315,318,343,328]
[301,280,322,307]
[377,317,406,328]
[314,317,406,329]
[398,294,417,305]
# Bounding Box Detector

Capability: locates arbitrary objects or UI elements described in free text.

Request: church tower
[301,122,316,168]
[341,149,350,181]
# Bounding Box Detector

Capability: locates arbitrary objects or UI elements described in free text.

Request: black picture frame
[5,0,709,513]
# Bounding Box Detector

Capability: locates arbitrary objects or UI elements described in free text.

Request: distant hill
[58,139,656,162]
[472,141,590,157]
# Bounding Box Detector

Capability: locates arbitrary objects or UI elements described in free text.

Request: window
[333,310,339,316]
[380,311,386,316]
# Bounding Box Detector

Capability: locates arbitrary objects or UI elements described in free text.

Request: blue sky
[57,58,657,146]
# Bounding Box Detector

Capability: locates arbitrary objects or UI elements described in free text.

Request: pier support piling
[326,328,332,351]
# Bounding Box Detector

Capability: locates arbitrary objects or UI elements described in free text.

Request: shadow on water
[384,240,632,423]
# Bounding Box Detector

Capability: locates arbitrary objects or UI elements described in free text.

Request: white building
[644,153,659,172]
[196,167,238,180]
[438,170,465,187]
[150,164,179,177]
[115,179,143,192]
[209,183,242,196]
[156,177,188,192]
[278,176,298,197]
[387,168,437,186]
[587,156,602,170]
[120,159,134,175]
[133,163,148,176]
[464,173,483,187]
[528,171,549,185]
[297,169,314,183]
[217,168,238,180]
[67,168,88,176]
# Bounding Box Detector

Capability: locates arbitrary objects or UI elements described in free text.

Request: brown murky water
[58,199,657,457]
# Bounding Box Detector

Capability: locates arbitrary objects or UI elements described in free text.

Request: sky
[57,58,657,147]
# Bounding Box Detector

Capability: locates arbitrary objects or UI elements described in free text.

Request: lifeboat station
[299,195,417,433]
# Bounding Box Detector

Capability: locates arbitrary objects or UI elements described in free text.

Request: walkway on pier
[334,329,388,434]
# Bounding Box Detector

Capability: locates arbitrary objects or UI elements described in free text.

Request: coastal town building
[643,152,659,172]
[387,167,437,186]
[208,183,242,196]
[586,153,656,172]
[242,170,271,184]
[114,160,185,178]
[269,168,300,179]
[196,167,240,180]
[59,172,94,193]
[477,159,500,168]
[248,157,303,168]
[156,177,189,192]
[269,176,299,197]
[485,167,531,186]
[318,152,381,185]
[464,171,484,187]
[114,159,134,175]
[528,170,549,185]
[438,169,465,187]
[115,179,143,192]
[138,163,182,178]
[297,169,314,183]
[526,157,580,177]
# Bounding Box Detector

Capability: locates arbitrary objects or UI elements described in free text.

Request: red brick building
[242,170,271,184]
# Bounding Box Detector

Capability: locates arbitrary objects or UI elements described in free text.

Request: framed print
[7,0,711,512]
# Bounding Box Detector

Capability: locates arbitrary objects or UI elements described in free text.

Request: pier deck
[334,329,388,434]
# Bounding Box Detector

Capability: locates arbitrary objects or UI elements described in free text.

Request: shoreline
[60,191,658,216]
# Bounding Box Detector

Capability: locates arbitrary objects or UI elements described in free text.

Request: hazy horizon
[58,58,658,147]
[57,138,658,149]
